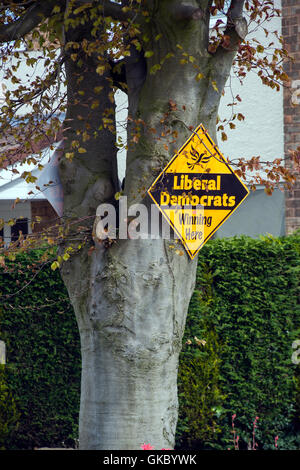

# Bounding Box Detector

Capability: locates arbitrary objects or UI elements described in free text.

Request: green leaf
[144,51,154,58]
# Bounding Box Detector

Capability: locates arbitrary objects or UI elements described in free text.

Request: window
[11,218,28,242]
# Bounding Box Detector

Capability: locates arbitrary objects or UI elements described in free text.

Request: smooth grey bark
[62,238,198,449]
[58,0,245,450]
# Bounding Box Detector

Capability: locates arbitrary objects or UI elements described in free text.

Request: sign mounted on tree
[147,124,249,259]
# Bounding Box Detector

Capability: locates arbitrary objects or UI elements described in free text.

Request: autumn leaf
[169,99,177,111]
[96,65,106,75]
[144,51,154,58]
[51,261,60,271]
[66,152,74,160]
[211,81,219,92]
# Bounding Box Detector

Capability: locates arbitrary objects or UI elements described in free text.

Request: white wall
[218,0,284,177]
[214,0,285,237]
[0,49,63,117]
[218,70,284,167]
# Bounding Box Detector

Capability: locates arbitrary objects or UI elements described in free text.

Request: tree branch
[109,58,127,93]
[68,0,141,22]
[205,0,248,106]
[173,3,204,21]
[226,0,248,42]
[0,0,59,43]
[99,0,135,21]
[210,0,247,56]
[227,0,245,21]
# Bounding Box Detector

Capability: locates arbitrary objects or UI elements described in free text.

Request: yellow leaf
[212,80,219,92]
[78,147,87,153]
[91,100,99,109]
[196,72,204,81]
[73,3,92,15]
[51,261,59,271]
[114,191,122,200]
[144,51,154,58]
[96,65,106,75]
[52,5,61,13]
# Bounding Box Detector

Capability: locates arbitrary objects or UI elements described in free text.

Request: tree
[0,0,296,450]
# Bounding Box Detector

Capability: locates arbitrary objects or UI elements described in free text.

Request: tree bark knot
[233,17,248,41]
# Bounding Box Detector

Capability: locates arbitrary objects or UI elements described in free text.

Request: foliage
[1,234,299,449]
[177,233,300,450]
[0,364,20,450]
[177,266,226,448]
[0,0,297,261]
[0,249,81,449]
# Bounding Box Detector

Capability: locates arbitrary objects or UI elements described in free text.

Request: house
[215,0,299,238]
[281,0,300,234]
[0,142,62,247]
[0,48,63,247]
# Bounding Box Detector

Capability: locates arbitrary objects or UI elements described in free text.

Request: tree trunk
[59,0,238,450]
[62,239,197,449]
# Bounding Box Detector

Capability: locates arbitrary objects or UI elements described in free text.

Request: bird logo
[186,145,211,170]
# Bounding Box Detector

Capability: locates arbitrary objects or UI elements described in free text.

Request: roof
[0,142,63,217]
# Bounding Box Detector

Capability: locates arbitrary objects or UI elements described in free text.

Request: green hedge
[0,365,19,449]
[177,233,300,450]
[0,250,81,449]
[0,235,299,449]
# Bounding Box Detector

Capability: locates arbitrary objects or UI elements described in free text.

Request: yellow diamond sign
[147,124,249,259]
